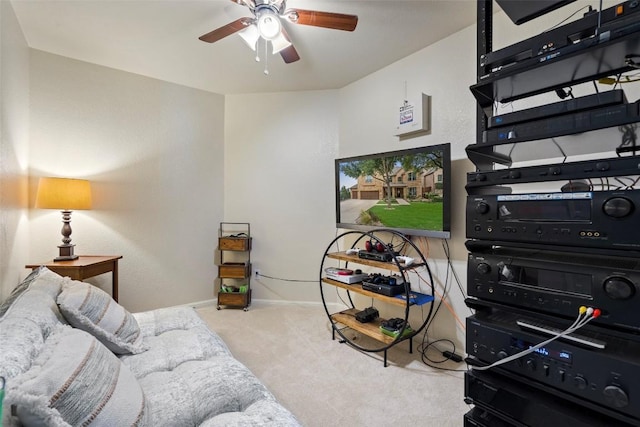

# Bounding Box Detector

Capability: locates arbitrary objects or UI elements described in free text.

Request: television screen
[496,0,576,25]
[335,143,451,239]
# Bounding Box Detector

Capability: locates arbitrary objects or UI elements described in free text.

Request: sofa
[0,266,300,426]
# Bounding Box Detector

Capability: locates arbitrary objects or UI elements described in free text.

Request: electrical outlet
[255,269,260,278]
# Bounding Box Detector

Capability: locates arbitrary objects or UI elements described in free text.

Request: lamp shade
[35,177,92,210]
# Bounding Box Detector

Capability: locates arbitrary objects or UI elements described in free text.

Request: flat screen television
[335,143,451,239]
[496,0,576,25]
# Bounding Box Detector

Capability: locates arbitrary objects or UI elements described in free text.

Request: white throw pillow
[5,325,148,426]
[57,280,147,354]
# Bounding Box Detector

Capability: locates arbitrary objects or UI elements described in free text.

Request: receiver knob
[603,197,633,218]
[603,385,629,408]
[508,170,521,179]
[549,166,561,175]
[476,263,491,275]
[596,161,610,171]
[574,376,588,390]
[603,276,635,300]
[475,202,490,214]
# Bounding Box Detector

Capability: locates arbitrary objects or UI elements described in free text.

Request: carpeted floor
[197,301,470,427]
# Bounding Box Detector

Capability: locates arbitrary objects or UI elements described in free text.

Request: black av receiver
[468,246,640,332]
[466,310,640,422]
[465,369,637,427]
[467,189,640,250]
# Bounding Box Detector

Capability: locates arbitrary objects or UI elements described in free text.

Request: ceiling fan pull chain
[255,37,261,62]
[263,40,270,75]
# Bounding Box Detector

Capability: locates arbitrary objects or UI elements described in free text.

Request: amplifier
[480,0,640,78]
[357,251,392,262]
[488,90,626,129]
[466,309,640,421]
[465,369,637,426]
[463,407,513,427]
[468,246,640,332]
[467,189,640,250]
[481,101,639,145]
[466,155,640,190]
[361,280,406,297]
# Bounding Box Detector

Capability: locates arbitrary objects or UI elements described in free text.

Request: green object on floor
[221,284,248,293]
[1,376,5,424]
[379,324,414,338]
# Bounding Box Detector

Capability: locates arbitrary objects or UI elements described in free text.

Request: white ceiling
[10,0,480,95]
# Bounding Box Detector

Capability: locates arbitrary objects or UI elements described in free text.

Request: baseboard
[184,297,344,312]
[178,298,217,309]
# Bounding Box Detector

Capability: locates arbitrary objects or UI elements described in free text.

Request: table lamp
[35,177,92,261]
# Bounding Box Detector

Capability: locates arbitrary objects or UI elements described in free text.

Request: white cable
[472,310,596,371]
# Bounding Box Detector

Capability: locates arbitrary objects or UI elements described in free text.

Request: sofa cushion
[120,324,232,379]
[0,267,68,381]
[0,267,42,317]
[123,306,300,426]
[137,356,298,426]
[133,306,216,339]
[199,399,301,427]
[0,317,47,382]
[57,280,147,354]
[5,325,148,427]
[0,266,65,318]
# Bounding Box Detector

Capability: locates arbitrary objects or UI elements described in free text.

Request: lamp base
[55,244,79,262]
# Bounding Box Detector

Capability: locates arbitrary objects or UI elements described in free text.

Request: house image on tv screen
[349,165,443,201]
[337,148,446,231]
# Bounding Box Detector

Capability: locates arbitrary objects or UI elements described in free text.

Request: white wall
[0,1,30,301]
[28,51,225,312]
[224,90,340,303]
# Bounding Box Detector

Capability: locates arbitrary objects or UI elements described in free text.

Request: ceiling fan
[198,0,358,65]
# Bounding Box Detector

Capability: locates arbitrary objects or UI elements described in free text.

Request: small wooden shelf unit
[319,231,434,367]
[217,222,252,311]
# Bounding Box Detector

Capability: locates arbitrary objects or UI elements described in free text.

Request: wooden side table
[26,255,123,302]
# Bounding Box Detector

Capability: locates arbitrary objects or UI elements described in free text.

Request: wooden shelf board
[331,309,396,345]
[322,278,409,307]
[325,251,424,271]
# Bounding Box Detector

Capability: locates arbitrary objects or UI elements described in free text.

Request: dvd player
[482,101,640,144]
[361,280,407,297]
[489,90,626,128]
[358,251,392,262]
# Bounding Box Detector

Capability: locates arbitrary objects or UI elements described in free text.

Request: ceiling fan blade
[285,9,358,32]
[280,44,300,63]
[279,27,300,63]
[198,17,254,43]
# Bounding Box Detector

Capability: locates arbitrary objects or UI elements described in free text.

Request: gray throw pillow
[5,325,148,426]
[57,280,147,354]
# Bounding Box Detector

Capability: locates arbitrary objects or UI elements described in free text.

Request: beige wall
[27,51,225,312]
[0,1,30,301]
[224,91,340,303]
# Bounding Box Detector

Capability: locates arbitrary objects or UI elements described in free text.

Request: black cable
[550,138,568,163]
[418,333,466,372]
[544,5,592,33]
[441,240,469,303]
[257,273,316,283]
[617,124,638,155]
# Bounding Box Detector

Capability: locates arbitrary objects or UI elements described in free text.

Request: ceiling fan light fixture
[270,31,292,54]
[256,11,281,40]
[238,24,260,51]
